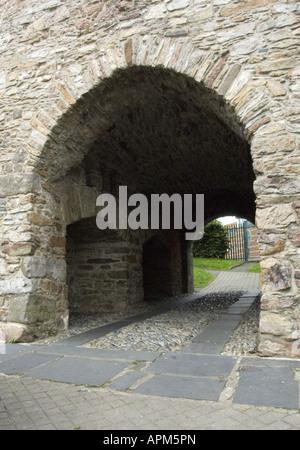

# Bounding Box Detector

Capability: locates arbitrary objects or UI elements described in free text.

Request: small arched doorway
[142,235,173,301]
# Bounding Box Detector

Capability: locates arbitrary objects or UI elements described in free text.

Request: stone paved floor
[198,270,260,293]
[1,267,299,431]
[0,373,299,430]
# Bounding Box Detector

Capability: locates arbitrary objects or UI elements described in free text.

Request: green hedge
[193,220,229,259]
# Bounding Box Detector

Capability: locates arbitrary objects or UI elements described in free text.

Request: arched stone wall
[0,0,299,356]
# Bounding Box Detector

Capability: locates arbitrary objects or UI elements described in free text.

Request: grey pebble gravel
[84,292,260,355]
[36,292,260,357]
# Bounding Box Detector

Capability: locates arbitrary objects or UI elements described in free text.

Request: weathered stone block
[256,204,296,229]
[167,0,189,11]
[108,269,128,279]
[291,340,300,358]
[8,294,58,326]
[254,176,300,196]
[21,257,66,282]
[0,323,32,343]
[0,0,299,358]
[220,0,277,17]
[0,174,40,198]
[288,228,300,247]
[259,233,285,256]
[258,338,291,357]
[75,18,93,30]
[39,279,64,295]
[260,293,297,310]
[0,278,33,295]
[260,311,295,336]
[1,243,35,256]
[145,3,166,20]
[28,212,52,226]
[218,64,241,96]
[259,57,298,73]
[260,258,292,291]
[50,236,66,247]
[267,80,286,96]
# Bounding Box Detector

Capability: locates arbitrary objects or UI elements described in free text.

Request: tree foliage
[193,220,229,259]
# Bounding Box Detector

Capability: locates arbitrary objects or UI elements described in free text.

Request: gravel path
[84,291,260,355]
[36,291,260,357]
[222,294,260,356]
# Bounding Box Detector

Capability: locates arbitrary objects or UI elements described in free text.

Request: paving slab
[240,291,260,297]
[54,320,141,346]
[0,286,300,429]
[23,356,129,386]
[226,305,253,315]
[110,371,146,390]
[0,352,60,375]
[134,373,226,401]
[38,344,159,362]
[146,352,236,378]
[0,343,43,360]
[181,342,225,355]
[234,365,299,410]
[206,315,243,331]
[192,328,234,344]
[241,357,300,369]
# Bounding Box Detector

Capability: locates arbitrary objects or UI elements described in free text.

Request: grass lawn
[193,257,242,271]
[247,263,261,273]
[193,257,244,288]
[193,267,215,287]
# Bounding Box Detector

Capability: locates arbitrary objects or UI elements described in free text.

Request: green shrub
[193,220,229,259]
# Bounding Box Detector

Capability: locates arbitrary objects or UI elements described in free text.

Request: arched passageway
[56,66,256,326]
[38,66,256,223]
[11,65,258,339]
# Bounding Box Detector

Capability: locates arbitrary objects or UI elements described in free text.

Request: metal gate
[225,222,251,261]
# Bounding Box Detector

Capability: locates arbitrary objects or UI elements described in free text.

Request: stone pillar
[253,135,300,358]
[0,182,68,341]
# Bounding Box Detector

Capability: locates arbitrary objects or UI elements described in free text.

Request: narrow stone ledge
[165,30,188,38]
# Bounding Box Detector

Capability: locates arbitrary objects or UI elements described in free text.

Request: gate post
[243,221,249,261]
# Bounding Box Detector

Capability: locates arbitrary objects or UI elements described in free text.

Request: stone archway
[5,64,258,337]
[0,14,299,356]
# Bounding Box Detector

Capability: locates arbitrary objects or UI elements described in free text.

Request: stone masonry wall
[66,219,143,313]
[0,0,299,356]
[248,226,260,259]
